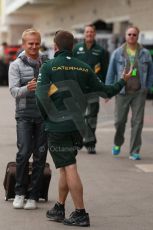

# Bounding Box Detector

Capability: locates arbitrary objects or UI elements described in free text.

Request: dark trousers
[15,117,48,200]
[84,102,99,149]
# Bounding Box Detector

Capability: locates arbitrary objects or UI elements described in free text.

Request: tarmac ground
[0,86,153,230]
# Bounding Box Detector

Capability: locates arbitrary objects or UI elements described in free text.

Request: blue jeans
[15,117,48,200]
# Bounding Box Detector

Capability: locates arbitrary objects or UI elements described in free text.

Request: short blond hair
[22,28,41,43]
[126,25,140,35]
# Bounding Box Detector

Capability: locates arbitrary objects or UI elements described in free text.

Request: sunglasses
[128,33,137,37]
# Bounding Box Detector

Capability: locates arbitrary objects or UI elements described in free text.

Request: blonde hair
[126,25,140,35]
[22,28,41,43]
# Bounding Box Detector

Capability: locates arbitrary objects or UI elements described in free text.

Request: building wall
[33,0,153,45]
[2,0,153,45]
[0,0,1,14]
[8,24,32,45]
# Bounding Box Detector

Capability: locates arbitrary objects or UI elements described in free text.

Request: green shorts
[47,131,83,168]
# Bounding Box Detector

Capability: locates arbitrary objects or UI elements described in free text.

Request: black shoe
[87,147,96,154]
[46,202,65,222]
[63,210,90,227]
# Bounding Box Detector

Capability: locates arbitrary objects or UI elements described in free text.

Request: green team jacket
[36,50,126,133]
[73,40,109,82]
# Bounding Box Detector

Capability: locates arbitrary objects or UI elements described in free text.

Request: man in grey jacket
[9,28,48,209]
[105,25,153,160]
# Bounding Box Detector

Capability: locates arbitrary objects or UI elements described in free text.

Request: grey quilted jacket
[9,51,47,118]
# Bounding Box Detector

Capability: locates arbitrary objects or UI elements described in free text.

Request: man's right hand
[27,78,37,91]
[122,66,133,82]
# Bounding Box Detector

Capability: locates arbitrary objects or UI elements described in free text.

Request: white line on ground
[135,164,153,172]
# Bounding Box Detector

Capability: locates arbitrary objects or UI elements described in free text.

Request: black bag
[3,162,51,201]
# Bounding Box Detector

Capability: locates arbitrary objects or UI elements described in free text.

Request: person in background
[0,42,9,85]
[36,30,132,227]
[73,24,109,154]
[40,43,49,59]
[105,25,153,160]
[0,42,8,61]
[9,28,48,209]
